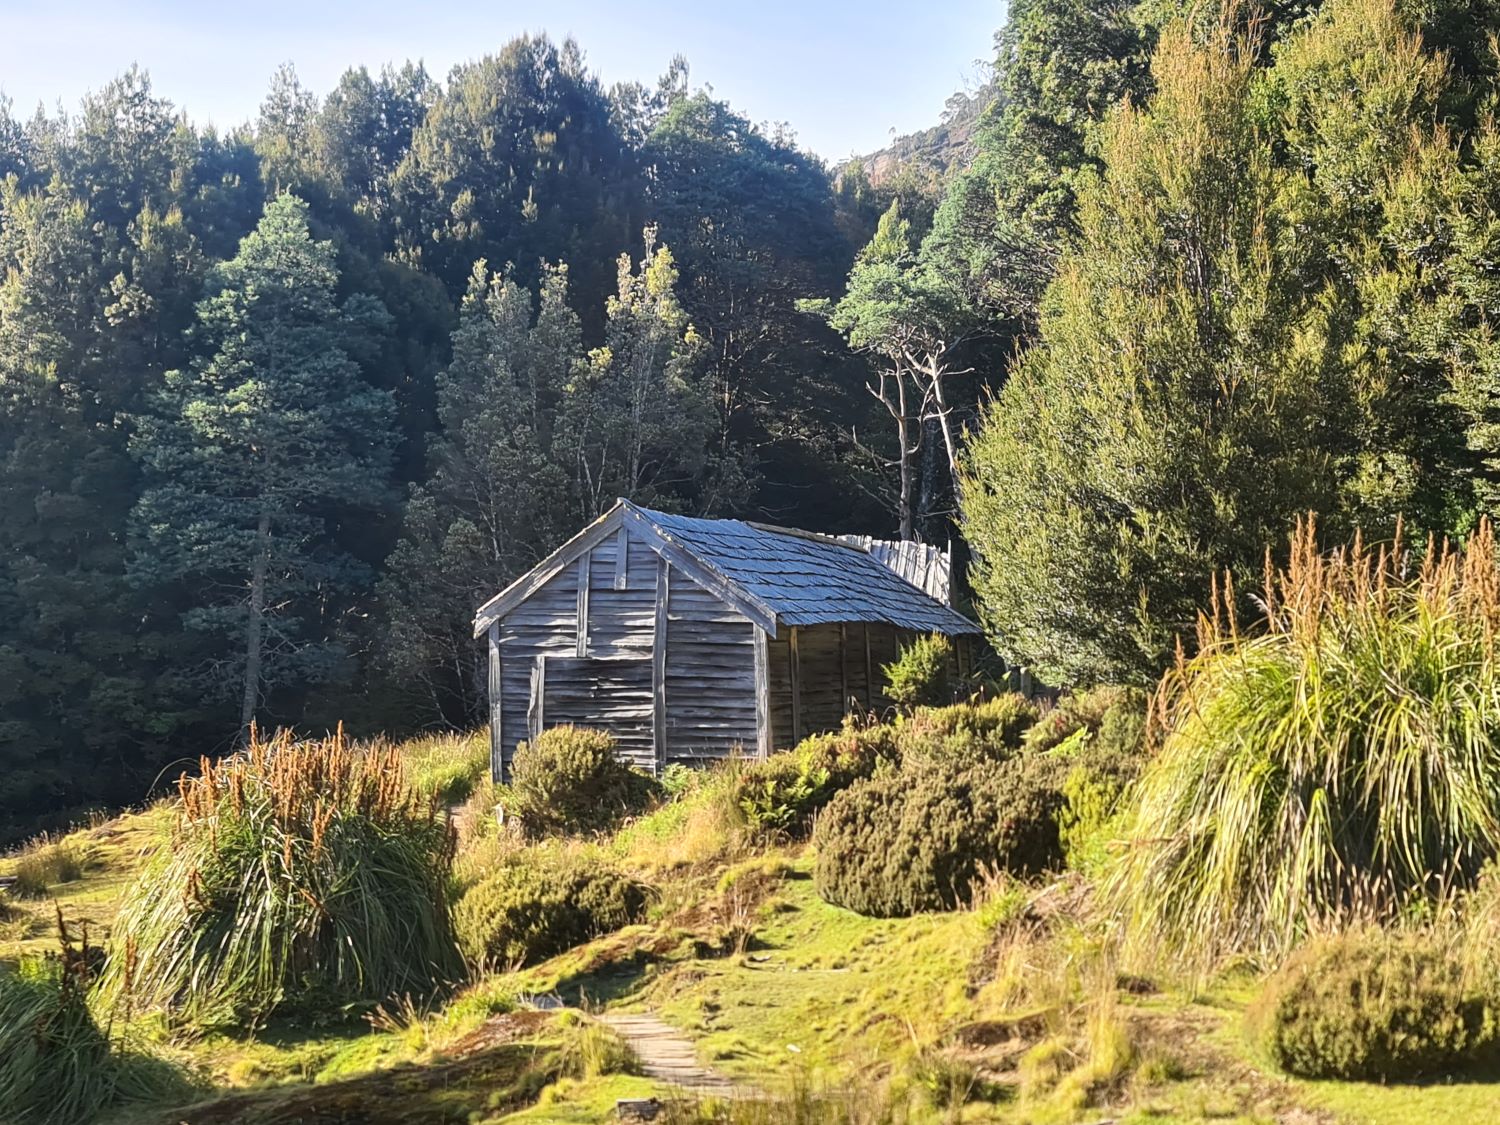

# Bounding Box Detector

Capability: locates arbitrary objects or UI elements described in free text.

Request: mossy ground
[3,736,1498,1122]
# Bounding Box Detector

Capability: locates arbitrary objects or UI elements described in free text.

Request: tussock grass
[99,726,461,1030]
[7,836,85,898]
[1109,518,1500,964]
[0,921,188,1125]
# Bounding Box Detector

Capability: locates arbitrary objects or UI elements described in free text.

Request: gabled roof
[473,499,982,639]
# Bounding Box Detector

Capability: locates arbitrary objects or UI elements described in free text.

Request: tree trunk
[896,374,914,541]
[241,509,271,741]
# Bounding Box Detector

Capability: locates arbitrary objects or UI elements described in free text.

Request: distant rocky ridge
[846,82,1000,185]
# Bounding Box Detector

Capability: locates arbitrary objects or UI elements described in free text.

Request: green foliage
[735,723,901,836]
[736,698,1044,837]
[130,192,398,730]
[402,731,491,805]
[452,850,650,970]
[507,726,662,839]
[99,731,460,1030]
[961,0,1489,685]
[813,754,1063,917]
[1109,521,1500,963]
[0,943,185,1125]
[882,633,953,709]
[1023,685,1145,754]
[900,694,1041,761]
[1249,930,1500,1081]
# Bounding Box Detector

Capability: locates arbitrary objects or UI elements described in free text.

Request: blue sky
[0,1,1000,162]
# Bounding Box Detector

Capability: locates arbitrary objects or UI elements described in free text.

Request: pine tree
[130,193,397,734]
[379,262,577,721]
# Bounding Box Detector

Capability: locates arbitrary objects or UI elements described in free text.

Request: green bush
[1250,930,1500,1080]
[508,726,662,839]
[453,851,651,969]
[813,754,1064,917]
[99,731,460,1031]
[899,694,1041,762]
[883,633,954,708]
[735,722,900,836]
[1108,523,1500,961]
[1023,685,1147,755]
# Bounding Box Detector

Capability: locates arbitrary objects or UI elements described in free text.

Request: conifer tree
[131,193,396,734]
[379,263,577,720]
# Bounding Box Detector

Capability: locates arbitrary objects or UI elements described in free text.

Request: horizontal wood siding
[496,563,578,775]
[584,530,658,656]
[539,655,655,771]
[664,576,758,761]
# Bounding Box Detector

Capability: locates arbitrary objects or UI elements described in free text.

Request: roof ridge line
[743,519,865,551]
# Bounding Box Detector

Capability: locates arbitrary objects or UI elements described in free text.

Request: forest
[5,0,1500,851]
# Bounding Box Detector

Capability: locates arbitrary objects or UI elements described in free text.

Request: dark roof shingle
[637,506,980,635]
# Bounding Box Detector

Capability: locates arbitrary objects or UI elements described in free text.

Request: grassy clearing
[5,724,1498,1123]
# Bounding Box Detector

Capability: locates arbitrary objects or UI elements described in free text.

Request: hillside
[846,83,998,185]
[4,712,1497,1124]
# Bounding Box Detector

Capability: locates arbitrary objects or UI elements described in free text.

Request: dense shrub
[814,754,1064,916]
[99,729,461,1031]
[736,722,900,835]
[453,851,651,969]
[1108,522,1500,961]
[1023,685,1147,755]
[883,633,954,708]
[507,726,662,839]
[1249,930,1500,1080]
[899,694,1042,762]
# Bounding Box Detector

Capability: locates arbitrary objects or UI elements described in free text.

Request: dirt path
[600,1011,751,1098]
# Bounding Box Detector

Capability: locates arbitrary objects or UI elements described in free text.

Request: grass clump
[1249,928,1500,1080]
[883,632,953,708]
[453,848,651,970]
[99,727,461,1031]
[1109,519,1500,962]
[6,837,85,899]
[401,730,490,805]
[0,927,185,1125]
[813,754,1063,917]
[508,726,662,839]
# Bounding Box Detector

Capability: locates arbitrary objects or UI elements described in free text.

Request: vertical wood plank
[864,625,874,709]
[789,625,802,743]
[753,626,771,759]
[652,557,670,773]
[613,526,629,590]
[487,623,504,781]
[575,550,591,658]
[839,622,849,716]
[527,655,546,741]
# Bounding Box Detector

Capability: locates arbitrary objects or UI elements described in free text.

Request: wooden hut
[472,499,983,779]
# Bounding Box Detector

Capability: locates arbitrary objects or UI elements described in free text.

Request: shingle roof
[634,505,981,635]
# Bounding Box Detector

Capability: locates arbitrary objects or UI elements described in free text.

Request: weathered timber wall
[664,578,758,762]
[495,523,759,774]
